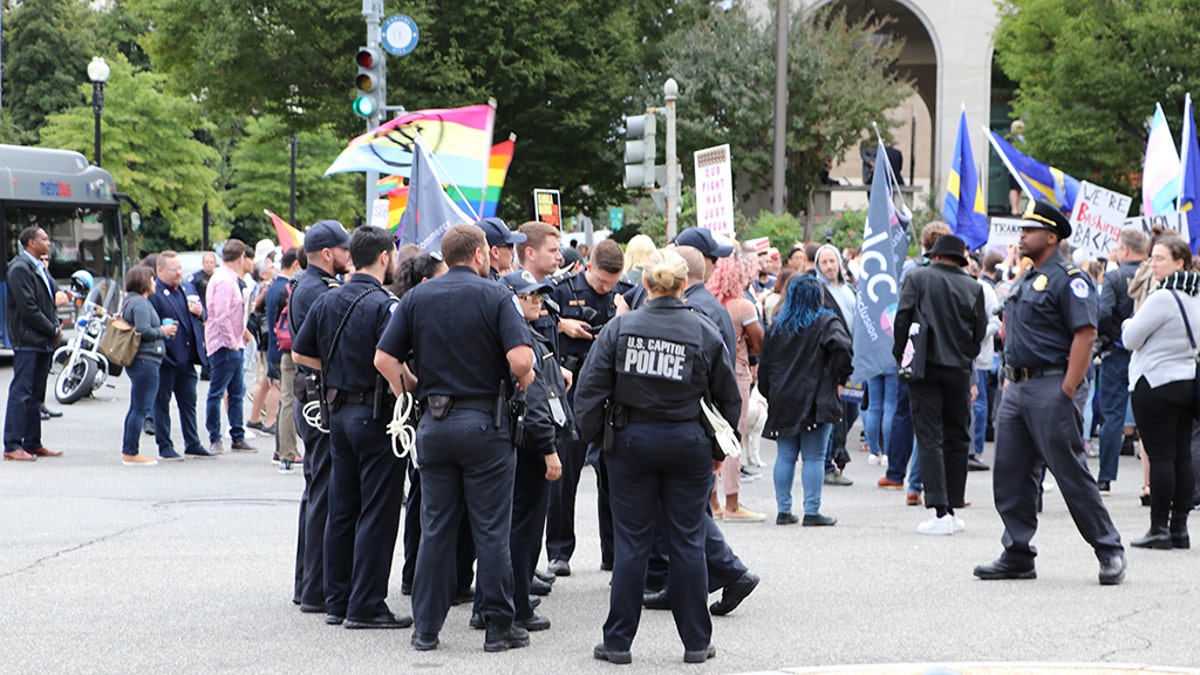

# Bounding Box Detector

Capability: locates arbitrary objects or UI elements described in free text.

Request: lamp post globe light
[87,56,110,166]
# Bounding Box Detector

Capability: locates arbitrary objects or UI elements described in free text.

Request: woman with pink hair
[707,252,765,522]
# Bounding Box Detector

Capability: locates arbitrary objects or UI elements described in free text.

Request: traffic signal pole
[362,0,385,222]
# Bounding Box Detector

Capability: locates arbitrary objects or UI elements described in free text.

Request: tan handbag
[98,301,141,367]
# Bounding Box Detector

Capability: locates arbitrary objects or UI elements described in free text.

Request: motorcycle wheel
[55,357,98,404]
[49,347,71,376]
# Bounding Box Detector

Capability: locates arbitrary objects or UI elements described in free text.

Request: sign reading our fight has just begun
[694,144,734,239]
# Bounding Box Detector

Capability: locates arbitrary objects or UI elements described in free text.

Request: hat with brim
[501,270,553,295]
[475,217,527,248]
[675,227,734,259]
[1020,200,1072,239]
[304,220,351,252]
[927,234,969,267]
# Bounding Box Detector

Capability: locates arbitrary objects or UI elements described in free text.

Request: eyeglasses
[518,291,547,302]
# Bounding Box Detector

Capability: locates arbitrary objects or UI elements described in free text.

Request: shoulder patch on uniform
[1070,277,1090,299]
[1060,261,1083,276]
[388,301,399,314]
[324,277,343,288]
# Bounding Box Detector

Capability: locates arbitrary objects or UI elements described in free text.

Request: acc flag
[984,128,1080,214]
[850,136,904,385]
[943,110,987,250]
[397,138,472,252]
[1144,103,1182,218]
[264,210,304,251]
[1179,93,1200,253]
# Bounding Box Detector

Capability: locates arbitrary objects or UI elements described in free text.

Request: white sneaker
[952,515,966,533]
[917,514,955,535]
[868,454,882,466]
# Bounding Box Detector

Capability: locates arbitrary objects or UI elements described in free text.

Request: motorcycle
[49,270,120,404]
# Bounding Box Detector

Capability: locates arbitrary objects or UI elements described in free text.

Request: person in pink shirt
[203,239,256,454]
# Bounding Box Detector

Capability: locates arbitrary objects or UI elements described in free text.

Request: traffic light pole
[664,78,678,242]
[363,0,385,223]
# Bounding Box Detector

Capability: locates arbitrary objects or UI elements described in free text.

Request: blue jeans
[973,368,989,457]
[123,357,161,456]
[863,373,898,457]
[1097,351,1130,482]
[205,347,246,444]
[774,424,834,516]
[908,441,923,493]
[885,377,916,484]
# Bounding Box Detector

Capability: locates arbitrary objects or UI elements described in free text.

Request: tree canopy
[994,0,1200,197]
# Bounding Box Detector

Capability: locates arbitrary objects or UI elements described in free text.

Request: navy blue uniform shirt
[548,271,630,368]
[292,274,397,393]
[1004,251,1098,370]
[289,266,342,374]
[376,265,532,400]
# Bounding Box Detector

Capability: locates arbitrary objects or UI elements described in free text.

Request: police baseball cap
[675,227,734,260]
[1021,200,1072,239]
[501,270,553,295]
[475,217,527,248]
[303,220,351,252]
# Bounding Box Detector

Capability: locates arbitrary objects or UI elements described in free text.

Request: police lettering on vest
[619,336,692,382]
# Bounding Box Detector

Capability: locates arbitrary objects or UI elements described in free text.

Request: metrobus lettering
[39,181,72,197]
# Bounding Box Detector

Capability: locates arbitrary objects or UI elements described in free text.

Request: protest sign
[987,217,1024,254]
[694,144,734,239]
[1123,211,1187,238]
[1068,181,1133,258]
[533,189,561,228]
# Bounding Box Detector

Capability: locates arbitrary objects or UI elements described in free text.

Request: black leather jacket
[758,313,852,435]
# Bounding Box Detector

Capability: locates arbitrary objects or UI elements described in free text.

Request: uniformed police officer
[545,239,630,576]
[574,248,741,665]
[974,200,1126,585]
[291,226,411,629]
[374,224,535,653]
[474,217,527,280]
[289,220,351,615]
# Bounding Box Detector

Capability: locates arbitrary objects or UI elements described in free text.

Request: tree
[227,115,363,231]
[1,0,102,141]
[658,3,909,217]
[994,0,1200,197]
[38,55,226,243]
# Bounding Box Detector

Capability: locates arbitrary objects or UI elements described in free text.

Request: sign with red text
[694,144,734,238]
[1068,181,1133,258]
[533,189,561,228]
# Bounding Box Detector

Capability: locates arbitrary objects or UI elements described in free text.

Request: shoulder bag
[1166,290,1200,419]
[98,297,142,368]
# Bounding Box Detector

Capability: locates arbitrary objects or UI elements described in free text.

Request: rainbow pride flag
[265,209,304,251]
[326,104,494,216]
[382,139,515,228]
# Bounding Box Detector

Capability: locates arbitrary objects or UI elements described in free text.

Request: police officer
[545,239,630,576]
[291,226,410,628]
[974,200,1126,585]
[374,224,535,653]
[574,248,741,665]
[289,220,351,615]
[475,217,526,280]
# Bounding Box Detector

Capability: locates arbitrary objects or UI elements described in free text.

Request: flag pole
[413,134,482,221]
[873,122,912,219]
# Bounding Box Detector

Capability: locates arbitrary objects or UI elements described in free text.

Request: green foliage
[658,2,910,215]
[38,54,226,244]
[994,0,1200,196]
[741,211,801,252]
[2,0,101,141]
[227,115,363,230]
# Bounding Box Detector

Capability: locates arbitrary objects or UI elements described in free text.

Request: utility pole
[289,134,298,229]
[772,0,788,214]
[664,78,679,242]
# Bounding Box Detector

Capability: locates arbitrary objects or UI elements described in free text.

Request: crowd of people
[7,198,1200,662]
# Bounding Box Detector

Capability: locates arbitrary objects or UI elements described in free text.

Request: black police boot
[1131,514,1172,550]
[1098,553,1126,586]
[1171,511,1190,549]
[483,622,530,652]
[709,571,760,616]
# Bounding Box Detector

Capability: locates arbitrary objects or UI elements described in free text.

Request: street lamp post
[664,77,679,242]
[87,57,110,166]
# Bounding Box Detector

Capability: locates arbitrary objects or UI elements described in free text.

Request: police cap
[1021,200,1072,240]
[675,227,734,260]
[475,217,527,248]
[304,220,351,252]
[501,270,553,295]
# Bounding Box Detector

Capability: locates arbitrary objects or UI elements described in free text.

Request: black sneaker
[776,512,800,525]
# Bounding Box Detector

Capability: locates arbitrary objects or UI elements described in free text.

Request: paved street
[2,360,1198,673]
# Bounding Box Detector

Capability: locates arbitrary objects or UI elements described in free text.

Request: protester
[190,251,217,307]
[266,248,302,471]
[760,268,796,327]
[622,234,657,286]
[759,275,852,526]
[203,240,255,455]
[966,255,1002,471]
[120,266,177,466]
[248,256,280,435]
[1122,237,1199,550]
[706,252,765,522]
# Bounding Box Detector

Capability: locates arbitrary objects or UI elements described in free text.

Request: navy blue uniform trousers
[412,409,516,633]
[605,421,712,652]
[994,375,1123,565]
[325,403,407,619]
[402,464,475,593]
[294,394,333,608]
[645,471,749,593]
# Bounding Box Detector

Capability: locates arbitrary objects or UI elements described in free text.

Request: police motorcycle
[50,271,117,404]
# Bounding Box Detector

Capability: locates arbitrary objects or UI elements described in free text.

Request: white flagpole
[412,135,482,221]
[983,126,1035,201]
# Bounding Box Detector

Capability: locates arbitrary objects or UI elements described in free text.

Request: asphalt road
[1,360,1198,674]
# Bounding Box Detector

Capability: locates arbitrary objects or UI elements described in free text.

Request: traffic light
[623,113,657,189]
[353,47,386,119]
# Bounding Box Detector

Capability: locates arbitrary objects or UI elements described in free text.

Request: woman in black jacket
[758,275,853,526]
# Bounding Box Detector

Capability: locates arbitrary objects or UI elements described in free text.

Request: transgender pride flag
[1143,103,1182,217]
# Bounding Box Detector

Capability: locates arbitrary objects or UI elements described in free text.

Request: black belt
[1004,366,1067,382]
[431,397,493,412]
[337,391,374,405]
[626,410,699,424]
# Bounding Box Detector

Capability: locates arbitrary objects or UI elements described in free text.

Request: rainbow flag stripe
[385,139,515,228]
[265,209,304,251]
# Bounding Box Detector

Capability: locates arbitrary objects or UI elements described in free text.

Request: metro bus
[0,144,136,349]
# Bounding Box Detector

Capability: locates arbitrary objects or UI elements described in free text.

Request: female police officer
[574,248,741,665]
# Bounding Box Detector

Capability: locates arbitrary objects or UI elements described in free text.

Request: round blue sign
[381,15,419,57]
